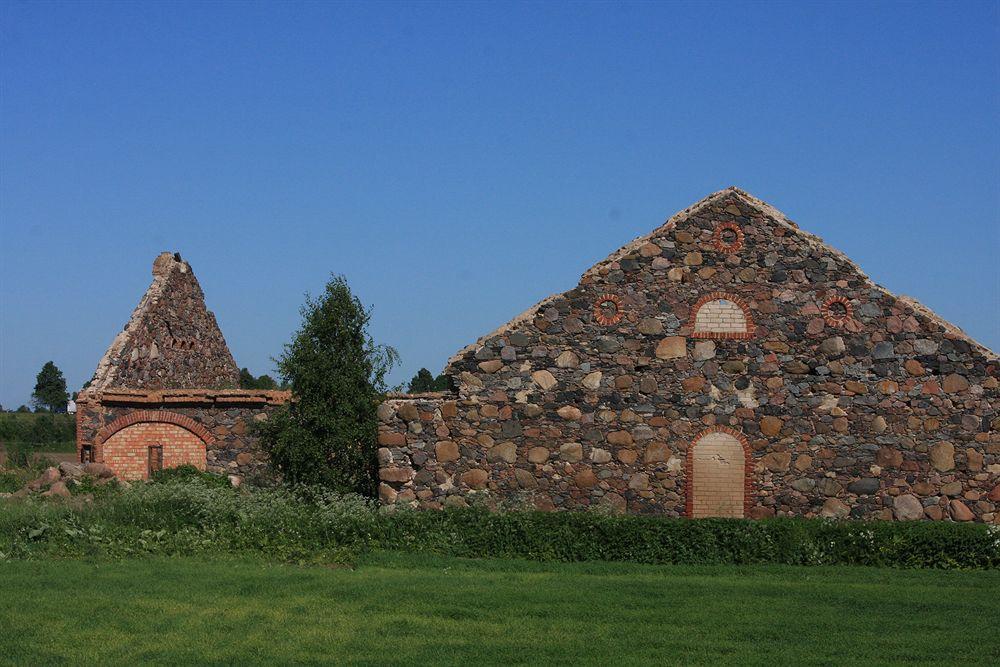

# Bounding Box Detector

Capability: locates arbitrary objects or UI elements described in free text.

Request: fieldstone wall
[377,188,1000,522]
[89,252,240,390]
[76,389,290,482]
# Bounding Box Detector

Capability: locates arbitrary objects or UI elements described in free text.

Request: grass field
[1,553,997,666]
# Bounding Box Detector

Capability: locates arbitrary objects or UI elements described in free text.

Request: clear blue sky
[1,1,998,408]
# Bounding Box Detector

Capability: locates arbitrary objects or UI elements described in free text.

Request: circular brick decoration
[822,295,854,328]
[712,222,744,253]
[593,294,623,325]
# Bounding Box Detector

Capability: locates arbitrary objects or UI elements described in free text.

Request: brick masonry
[376,188,1000,522]
[76,390,290,481]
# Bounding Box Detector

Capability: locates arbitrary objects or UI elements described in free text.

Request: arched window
[685,426,752,518]
[689,292,755,339]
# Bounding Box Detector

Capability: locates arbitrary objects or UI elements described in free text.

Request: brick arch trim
[688,291,756,339]
[684,425,754,518]
[95,410,215,446]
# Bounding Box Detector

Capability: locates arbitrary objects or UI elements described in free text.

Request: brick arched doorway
[685,426,752,518]
[95,411,212,481]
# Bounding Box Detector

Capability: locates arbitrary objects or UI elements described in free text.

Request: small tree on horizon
[32,361,69,413]
[255,275,398,495]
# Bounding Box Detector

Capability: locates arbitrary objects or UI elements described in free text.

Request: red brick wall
[101,422,206,480]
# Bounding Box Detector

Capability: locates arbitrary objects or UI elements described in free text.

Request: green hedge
[1,478,997,569]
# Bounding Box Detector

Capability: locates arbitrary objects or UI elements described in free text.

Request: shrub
[255,275,397,496]
[1,482,997,569]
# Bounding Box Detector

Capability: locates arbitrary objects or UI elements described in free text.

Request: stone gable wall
[91,253,240,390]
[377,190,1000,522]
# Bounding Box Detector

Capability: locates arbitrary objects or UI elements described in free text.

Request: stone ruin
[76,252,290,482]
[71,191,1000,522]
[377,188,1000,522]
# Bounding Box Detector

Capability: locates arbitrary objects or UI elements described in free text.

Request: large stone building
[377,188,1000,522]
[76,252,289,481]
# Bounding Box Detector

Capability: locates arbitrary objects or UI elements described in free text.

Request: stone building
[377,188,1000,522]
[76,253,289,481]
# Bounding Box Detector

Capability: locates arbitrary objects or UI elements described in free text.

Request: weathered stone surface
[487,441,517,463]
[942,373,969,393]
[581,371,603,390]
[644,442,670,463]
[876,447,902,468]
[847,478,880,495]
[461,469,488,489]
[762,452,791,472]
[930,441,955,472]
[397,402,419,421]
[528,446,550,464]
[531,370,557,391]
[435,440,459,462]
[559,443,583,462]
[819,336,845,357]
[949,500,974,522]
[760,416,783,437]
[692,340,716,361]
[557,406,582,421]
[655,337,686,359]
[638,318,664,335]
[893,494,924,521]
[820,498,850,519]
[555,351,579,368]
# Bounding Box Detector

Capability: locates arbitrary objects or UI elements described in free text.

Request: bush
[150,465,231,488]
[255,275,397,496]
[1,482,997,569]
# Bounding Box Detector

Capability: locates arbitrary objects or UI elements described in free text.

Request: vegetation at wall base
[254,274,398,496]
[1,476,996,569]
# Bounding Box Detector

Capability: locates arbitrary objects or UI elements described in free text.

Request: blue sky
[1,1,997,408]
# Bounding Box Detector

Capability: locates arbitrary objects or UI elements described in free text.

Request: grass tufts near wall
[1,474,997,569]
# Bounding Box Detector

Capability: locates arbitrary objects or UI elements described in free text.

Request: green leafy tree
[32,361,69,413]
[255,275,398,495]
[240,367,281,390]
[16,405,31,413]
[406,367,450,393]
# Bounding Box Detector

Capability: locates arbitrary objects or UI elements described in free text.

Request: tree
[407,368,450,393]
[255,275,398,494]
[32,361,68,413]
[240,367,281,390]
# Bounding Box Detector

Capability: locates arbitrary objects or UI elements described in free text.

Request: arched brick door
[686,427,752,518]
[95,411,211,480]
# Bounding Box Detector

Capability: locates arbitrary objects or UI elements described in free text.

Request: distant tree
[406,368,450,393]
[255,374,278,390]
[16,405,31,413]
[254,275,398,495]
[239,368,256,389]
[240,367,280,390]
[32,362,69,413]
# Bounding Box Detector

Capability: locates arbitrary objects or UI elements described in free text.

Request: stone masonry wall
[77,389,291,482]
[90,252,240,390]
[377,188,1000,522]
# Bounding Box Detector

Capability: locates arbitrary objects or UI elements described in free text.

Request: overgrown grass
[0,553,997,665]
[2,475,998,568]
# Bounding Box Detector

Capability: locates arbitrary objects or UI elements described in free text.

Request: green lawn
[1,554,997,666]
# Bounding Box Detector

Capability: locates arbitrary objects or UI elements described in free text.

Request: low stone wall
[76,389,291,481]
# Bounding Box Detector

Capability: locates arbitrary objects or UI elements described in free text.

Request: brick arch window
[689,292,755,339]
[94,410,214,481]
[684,426,753,518]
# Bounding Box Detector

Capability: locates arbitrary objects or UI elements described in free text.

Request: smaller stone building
[76,253,289,481]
